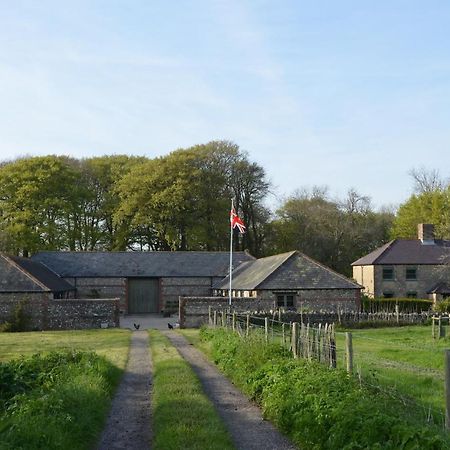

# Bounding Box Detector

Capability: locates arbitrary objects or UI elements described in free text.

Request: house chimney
[418,223,435,244]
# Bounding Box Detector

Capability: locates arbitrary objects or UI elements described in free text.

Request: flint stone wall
[0,293,119,330]
[179,296,275,328]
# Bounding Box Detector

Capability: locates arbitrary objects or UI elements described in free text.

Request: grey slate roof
[32,251,255,278]
[214,251,361,290]
[427,282,450,295]
[1,254,75,292]
[352,239,450,266]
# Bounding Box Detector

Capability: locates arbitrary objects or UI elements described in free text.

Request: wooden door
[128,278,159,313]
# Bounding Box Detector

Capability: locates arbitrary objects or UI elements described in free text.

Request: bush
[0,350,122,450]
[200,327,448,449]
[362,296,432,313]
[434,300,450,313]
[0,301,29,332]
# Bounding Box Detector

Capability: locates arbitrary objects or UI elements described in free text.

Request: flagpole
[229,199,233,307]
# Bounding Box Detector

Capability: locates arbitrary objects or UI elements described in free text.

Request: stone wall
[0,292,51,329]
[0,293,119,330]
[161,277,215,312]
[179,296,275,328]
[258,288,360,312]
[65,277,127,311]
[374,265,444,299]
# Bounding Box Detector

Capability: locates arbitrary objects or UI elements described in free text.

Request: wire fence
[208,308,450,430]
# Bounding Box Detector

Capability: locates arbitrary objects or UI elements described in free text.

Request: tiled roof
[1,254,75,292]
[428,282,450,295]
[32,251,255,278]
[215,251,361,290]
[352,239,450,266]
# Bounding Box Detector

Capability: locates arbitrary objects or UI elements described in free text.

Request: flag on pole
[230,208,246,233]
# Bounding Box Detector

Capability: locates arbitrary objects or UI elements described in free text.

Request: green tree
[390,188,450,239]
[115,140,270,253]
[268,188,393,275]
[0,156,83,255]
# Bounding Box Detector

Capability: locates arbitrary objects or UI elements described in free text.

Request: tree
[390,188,450,239]
[268,188,394,275]
[115,140,270,253]
[0,156,84,255]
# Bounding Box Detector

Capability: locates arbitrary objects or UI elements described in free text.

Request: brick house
[214,251,362,311]
[352,224,450,302]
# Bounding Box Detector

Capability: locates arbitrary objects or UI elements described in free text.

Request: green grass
[0,329,131,449]
[196,327,449,450]
[0,350,123,450]
[333,325,450,419]
[149,330,234,450]
[0,329,131,369]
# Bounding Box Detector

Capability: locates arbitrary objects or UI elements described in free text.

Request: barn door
[128,278,159,313]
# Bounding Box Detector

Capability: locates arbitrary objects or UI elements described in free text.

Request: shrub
[0,301,29,332]
[0,350,122,449]
[435,300,450,313]
[200,327,448,449]
[362,296,432,313]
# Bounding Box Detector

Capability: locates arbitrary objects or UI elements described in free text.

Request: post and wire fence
[208,307,450,431]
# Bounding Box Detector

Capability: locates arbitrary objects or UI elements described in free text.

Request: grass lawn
[333,325,449,422]
[149,330,234,450]
[0,329,131,369]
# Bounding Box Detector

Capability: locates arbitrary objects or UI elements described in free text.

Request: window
[383,292,394,298]
[406,292,417,298]
[277,294,295,308]
[406,267,417,280]
[382,267,394,280]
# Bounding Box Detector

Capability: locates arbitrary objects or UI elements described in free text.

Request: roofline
[1,254,50,292]
[34,250,255,256]
[254,251,297,289]
[297,252,363,289]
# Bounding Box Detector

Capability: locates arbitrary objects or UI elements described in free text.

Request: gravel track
[97,331,153,450]
[164,331,297,450]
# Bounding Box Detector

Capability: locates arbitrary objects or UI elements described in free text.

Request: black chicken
[133,323,140,330]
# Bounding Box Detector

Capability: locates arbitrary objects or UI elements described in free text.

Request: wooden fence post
[445,350,450,430]
[232,312,236,332]
[395,303,399,324]
[265,317,269,342]
[208,306,212,325]
[440,317,446,339]
[213,310,217,328]
[221,310,226,328]
[292,322,298,358]
[346,332,353,374]
[282,323,286,347]
[246,314,250,337]
[432,317,436,339]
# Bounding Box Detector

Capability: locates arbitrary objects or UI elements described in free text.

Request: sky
[1,1,449,210]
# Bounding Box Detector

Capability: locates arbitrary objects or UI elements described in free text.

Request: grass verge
[149,330,234,450]
[0,350,122,450]
[194,327,449,450]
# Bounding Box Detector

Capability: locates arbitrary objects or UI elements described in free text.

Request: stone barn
[32,251,254,314]
[213,251,361,311]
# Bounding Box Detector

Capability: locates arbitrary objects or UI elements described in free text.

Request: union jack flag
[230,208,246,233]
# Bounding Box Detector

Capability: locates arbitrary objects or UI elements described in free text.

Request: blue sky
[1,1,449,209]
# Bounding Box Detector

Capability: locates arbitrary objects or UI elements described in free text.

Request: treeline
[0,141,447,276]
